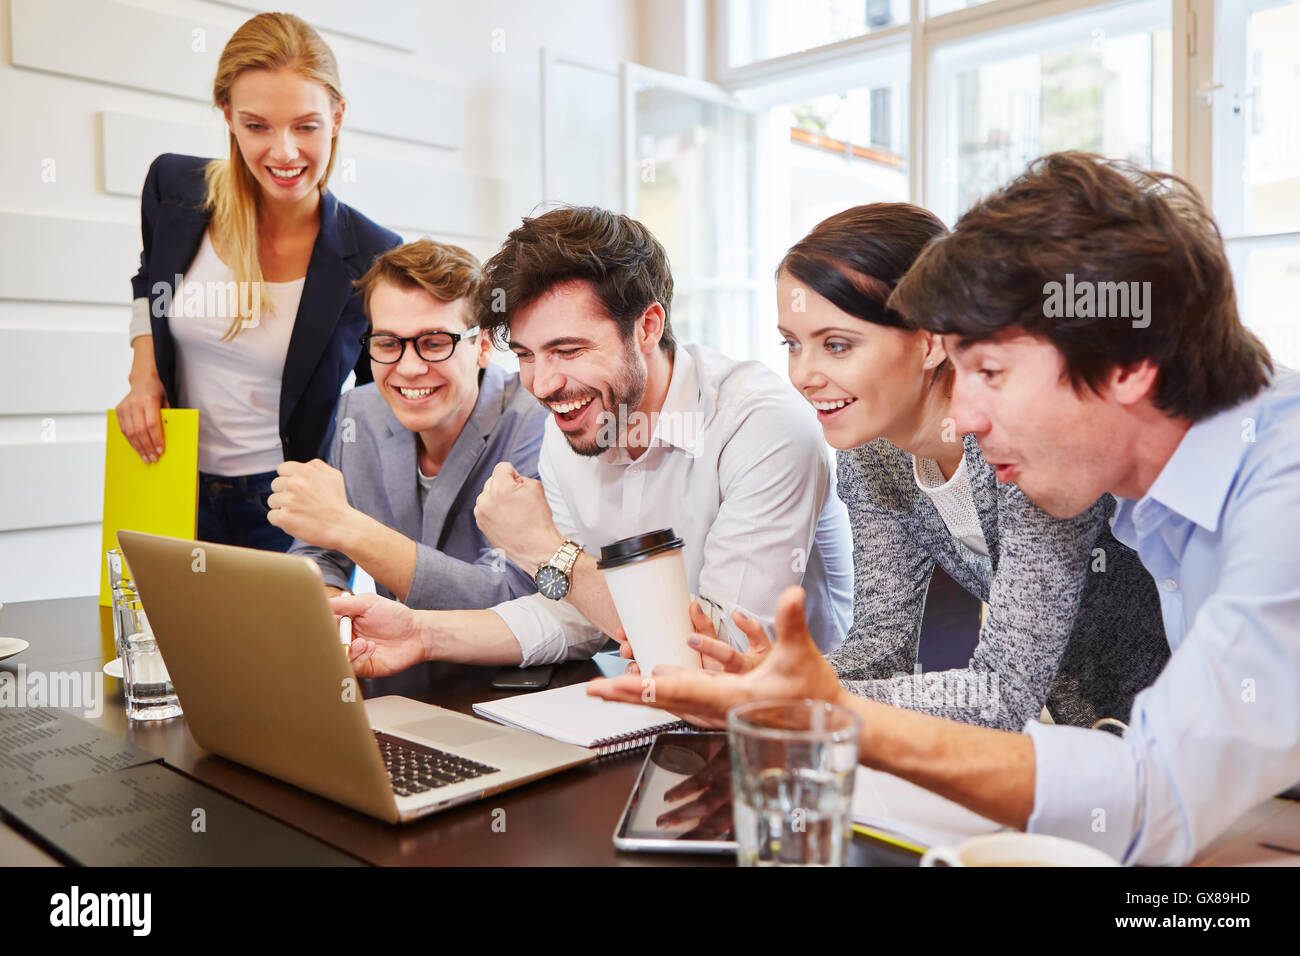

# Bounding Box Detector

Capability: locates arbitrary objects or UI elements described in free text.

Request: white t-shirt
[170,232,305,475]
[416,464,437,507]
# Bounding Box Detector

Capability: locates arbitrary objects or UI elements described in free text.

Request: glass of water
[728,698,861,866]
[107,548,136,660]
[119,600,183,722]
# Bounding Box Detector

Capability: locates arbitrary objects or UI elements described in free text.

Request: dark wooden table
[0,597,923,867]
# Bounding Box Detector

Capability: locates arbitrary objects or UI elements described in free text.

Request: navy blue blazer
[130,153,402,466]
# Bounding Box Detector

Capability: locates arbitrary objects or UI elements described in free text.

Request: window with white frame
[727,0,910,68]
[927,0,1000,13]
[626,67,762,365]
[1212,0,1300,368]
[737,51,912,370]
[713,0,1300,371]
[928,0,1172,224]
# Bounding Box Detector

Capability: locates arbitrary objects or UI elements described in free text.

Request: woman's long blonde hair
[205,13,343,338]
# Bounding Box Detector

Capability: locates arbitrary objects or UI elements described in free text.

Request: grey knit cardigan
[827,434,1169,730]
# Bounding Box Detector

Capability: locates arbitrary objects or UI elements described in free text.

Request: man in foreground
[589,153,1300,866]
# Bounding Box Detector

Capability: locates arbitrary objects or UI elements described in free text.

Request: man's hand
[589,586,847,726]
[473,462,563,571]
[267,459,355,550]
[330,592,430,678]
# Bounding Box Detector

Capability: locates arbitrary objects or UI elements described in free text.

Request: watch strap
[549,540,582,575]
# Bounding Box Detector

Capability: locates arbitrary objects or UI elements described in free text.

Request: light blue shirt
[1024,371,1300,865]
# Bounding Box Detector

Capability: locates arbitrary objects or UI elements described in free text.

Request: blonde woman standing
[116,12,400,550]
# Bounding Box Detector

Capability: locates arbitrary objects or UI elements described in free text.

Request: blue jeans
[197,470,293,552]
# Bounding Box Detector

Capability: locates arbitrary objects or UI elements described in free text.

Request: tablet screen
[616,732,735,849]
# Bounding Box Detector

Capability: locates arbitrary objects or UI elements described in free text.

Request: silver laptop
[117,530,594,823]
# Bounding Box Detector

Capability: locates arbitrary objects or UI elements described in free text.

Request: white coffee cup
[920,832,1118,867]
[598,529,702,677]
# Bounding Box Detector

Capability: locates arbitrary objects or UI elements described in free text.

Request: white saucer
[103,657,123,679]
[0,637,30,662]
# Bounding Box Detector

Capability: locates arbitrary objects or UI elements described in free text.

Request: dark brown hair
[354,239,483,328]
[477,206,675,354]
[778,203,948,329]
[891,151,1272,421]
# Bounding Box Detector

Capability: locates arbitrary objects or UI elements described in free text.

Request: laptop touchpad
[393,717,508,749]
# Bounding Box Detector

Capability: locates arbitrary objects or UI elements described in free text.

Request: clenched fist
[266,459,356,550]
[473,462,563,572]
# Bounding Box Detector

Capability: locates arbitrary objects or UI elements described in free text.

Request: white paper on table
[851,766,1003,849]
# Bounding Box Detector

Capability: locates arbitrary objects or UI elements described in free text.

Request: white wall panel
[0,330,130,415]
[12,0,462,147]
[101,110,226,197]
[0,524,102,602]
[0,212,138,305]
[213,0,418,53]
[97,112,501,237]
[0,440,104,532]
[329,151,505,237]
[0,414,107,445]
[0,302,129,333]
[10,0,217,100]
[342,57,463,149]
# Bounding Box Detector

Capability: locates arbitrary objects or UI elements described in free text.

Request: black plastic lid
[596,528,684,570]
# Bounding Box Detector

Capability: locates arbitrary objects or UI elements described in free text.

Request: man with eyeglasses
[268,239,548,608]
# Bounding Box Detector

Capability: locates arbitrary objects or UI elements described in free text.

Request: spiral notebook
[472,681,689,755]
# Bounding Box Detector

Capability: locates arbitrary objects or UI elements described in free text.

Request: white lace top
[912,453,990,558]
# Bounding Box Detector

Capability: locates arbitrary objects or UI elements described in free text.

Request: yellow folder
[99,409,200,605]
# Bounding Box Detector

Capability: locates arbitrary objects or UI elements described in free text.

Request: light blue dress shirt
[1024,371,1300,865]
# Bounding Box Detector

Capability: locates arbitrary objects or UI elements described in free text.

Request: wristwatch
[534,540,583,600]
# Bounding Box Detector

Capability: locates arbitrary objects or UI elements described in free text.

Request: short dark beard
[564,338,647,458]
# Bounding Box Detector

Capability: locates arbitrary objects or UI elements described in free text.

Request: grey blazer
[289,364,548,608]
[827,434,1169,730]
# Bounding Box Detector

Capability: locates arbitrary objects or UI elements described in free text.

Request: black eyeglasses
[360,327,480,364]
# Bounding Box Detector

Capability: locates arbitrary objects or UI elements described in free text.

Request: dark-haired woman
[689,204,1169,730]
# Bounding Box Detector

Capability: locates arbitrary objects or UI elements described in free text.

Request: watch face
[535,565,570,600]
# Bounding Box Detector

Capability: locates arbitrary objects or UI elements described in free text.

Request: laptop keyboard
[375,732,500,797]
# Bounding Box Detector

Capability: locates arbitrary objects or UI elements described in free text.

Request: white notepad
[473,681,689,755]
